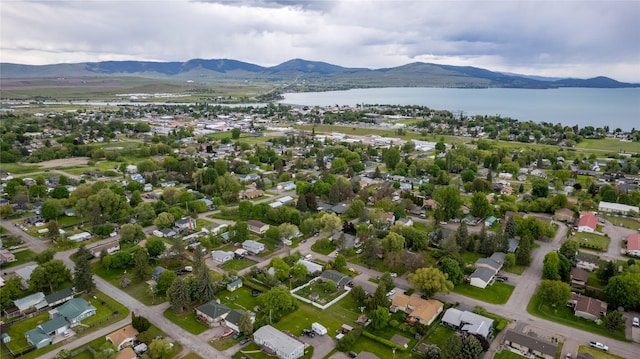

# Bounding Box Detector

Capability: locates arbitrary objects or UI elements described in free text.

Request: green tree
[148,338,172,359]
[604,310,624,331]
[233,221,249,242]
[370,306,391,329]
[54,349,72,359]
[515,234,531,266]
[368,284,390,311]
[433,186,462,221]
[35,248,57,264]
[73,245,95,293]
[320,212,342,233]
[29,259,72,293]
[154,212,175,229]
[120,223,145,243]
[461,334,484,359]
[196,267,218,302]
[146,238,166,257]
[559,240,579,261]
[604,273,640,310]
[94,342,116,359]
[131,312,151,332]
[168,277,190,312]
[350,285,366,303]
[542,251,561,280]
[470,192,492,219]
[381,232,405,253]
[597,260,617,283]
[440,257,464,285]
[408,267,453,298]
[383,146,401,171]
[156,270,177,295]
[379,272,396,293]
[41,199,64,220]
[231,128,241,139]
[334,254,347,269]
[238,311,254,335]
[503,216,517,238]
[258,287,298,323]
[133,250,151,281]
[441,334,462,359]
[536,280,571,307]
[135,202,157,226]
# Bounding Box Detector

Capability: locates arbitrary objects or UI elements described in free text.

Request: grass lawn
[460,251,484,265]
[195,218,214,231]
[587,272,607,289]
[210,336,241,350]
[274,298,359,337]
[0,162,42,174]
[422,324,456,349]
[294,280,346,304]
[311,239,337,255]
[5,312,49,353]
[233,342,314,359]
[527,294,626,341]
[568,232,610,251]
[575,138,640,153]
[452,282,515,304]
[92,262,163,306]
[218,286,260,312]
[163,307,209,335]
[503,264,526,275]
[350,335,416,359]
[603,216,640,230]
[0,249,36,269]
[220,258,255,272]
[180,354,203,359]
[578,345,626,359]
[493,350,530,359]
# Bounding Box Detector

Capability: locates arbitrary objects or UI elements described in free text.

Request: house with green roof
[227,278,243,292]
[51,297,96,326]
[25,328,51,349]
[38,316,69,336]
[195,301,231,327]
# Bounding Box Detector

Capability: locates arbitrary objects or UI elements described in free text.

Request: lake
[280,87,640,131]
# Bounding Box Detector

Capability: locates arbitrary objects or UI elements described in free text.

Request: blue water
[280,87,640,131]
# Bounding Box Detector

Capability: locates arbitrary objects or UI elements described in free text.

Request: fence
[290,277,352,310]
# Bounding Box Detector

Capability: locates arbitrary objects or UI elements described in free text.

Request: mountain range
[1,58,638,90]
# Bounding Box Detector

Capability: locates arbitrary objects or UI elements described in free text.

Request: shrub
[389,320,399,328]
[362,331,407,351]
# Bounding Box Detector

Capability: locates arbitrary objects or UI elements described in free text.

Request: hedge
[362,331,407,351]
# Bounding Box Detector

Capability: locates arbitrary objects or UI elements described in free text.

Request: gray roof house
[211,250,234,263]
[320,270,351,288]
[13,292,47,313]
[441,308,494,339]
[504,330,557,359]
[51,297,96,326]
[195,301,231,327]
[253,325,305,359]
[151,266,167,281]
[330,232,358,249]
[44,287,74,308]
[297,259,324,274]
[469,267,497,289]
[242,240,265,254]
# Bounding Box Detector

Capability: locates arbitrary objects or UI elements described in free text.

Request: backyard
[293,279,346,304]
[92,262,162,306]
[603,216,640,230]
[220,258,256,272]
[452,282,515,304]
[568,232,611,251]
[578,345,627,359]
[163,308,209,335]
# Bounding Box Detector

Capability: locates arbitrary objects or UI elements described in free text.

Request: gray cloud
[1,0,638,82]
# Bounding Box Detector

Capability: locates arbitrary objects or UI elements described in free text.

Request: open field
[576,138,640,153]
[452,282,515,304]
[163,307,209,335]
[568,232,611,251]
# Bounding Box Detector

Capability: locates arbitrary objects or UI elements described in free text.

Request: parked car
[589,341,608,351]
[386,289,396,297]
[355,249,363,254]
[390,272,398,278]
[348,352,358,358]
[305,254,313,260]
[233,332,243,339]
[495,276,508,282]
[633,317,639,327]
[240,338,251,345]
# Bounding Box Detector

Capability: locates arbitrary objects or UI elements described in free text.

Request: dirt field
[20,157,89,169]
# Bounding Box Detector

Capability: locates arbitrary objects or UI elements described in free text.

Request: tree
[604,273,640,310]
[133,250,151,281]
[597,260,617,283]
[334,254,347,270]
[135,202,157,226]
[154,212,175,229]
[35,248,56,264]
[231,128,241,139]
[559,240,579,261]
[423,344,441,359]
[336,328,362,352]
[320,213,342,233]
[536,280,571,307]
[54,349,72,359]
[542,251,561,280]
[531,179,549,198]
[515,234,531,266]
[120,223,145,244]
[258,287,298,323]
[381,232,405,253]
[433,186,462,221]
[383,146,401,171]
[440,257,464,285]
[503,216,516,238]
[290,262,309,279]
[441,334,463,359]
[470,192,492,219]
[370,306,391,329]
[146,238,166,257]
[0,277,26,311]
[238,311,254,335]
[42,199,64,220]
[461,334,484,359]
[156,270,177,295]
[131,312,151,332]
[604,310,624,331]
[270,257,291,281]
[73,245,95,292]
[233,221,249,242]
[196,266,217,302]
[408,267,453,298]
[29,259,72,293]
[168,277,190,312]
[368,284,390,311]
[350,285,367,303]
[94,342,116,359]
[379,272,396,293]
[455,221,469,248]
[345,199,366,219]
[148,338,172,359]
[278,223,298,242]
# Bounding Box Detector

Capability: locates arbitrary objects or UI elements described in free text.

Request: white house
[211,251,234,263]
[243,240,265,254]
[598,201,639,215]
[247,220,270,234]
[68,232,92,242]
[253,325,305,359]
[577,212,597,233]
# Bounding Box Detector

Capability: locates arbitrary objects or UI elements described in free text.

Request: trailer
[312,322,327,336]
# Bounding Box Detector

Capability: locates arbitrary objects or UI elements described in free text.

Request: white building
[253,325,304,359]
[598,201,639,215]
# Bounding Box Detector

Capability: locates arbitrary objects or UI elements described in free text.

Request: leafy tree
[156,270,177,295]
[270,257,291,281]
[370,306,390,329]
[168,277,190,312]
[542,251,561,280]
[29,259,72,293]
[0,204,14,219]
[148,338,172,359]
[423,344,441,359]
[258,287,298,323]
[380,232,405,253]
[131,312,151,332]
[350,285,366,303]
[503,216,516,238]
[154,212,175,229]
[383,146,401,170]
[231,128,241,139]
[239,310,254,335]
[461,334,484,359]
[334,254,347,269]
[233,221,249,242]
[345,199,366,219]
[559,240,579,261]
[515,234,531,266]
[470,192,492,219]
[379,272,396,293]
[455,221,469,248]
[368,284,390,311]
[597,260,617,283]
[42,199,64,220]
[441,334,462,359]
[408,267,453,298]
[35,248,57,264]
[531,179,549,198]
[120,223,145,243]
[94,341,116,359]
[433,186,462,221]
[135,202,157,226]
[440,257,464,285]
[604,273,640,310]
[536,280,571,307]
[196,267,218,302]
[54,349,72,359]
[604,310,624,331]
[290,262,309,279]
[320,213,342,233]
[133,250,151,281]
[73,245,95,292]
[146,238,166,257]
[0,277,26,311]
[336,328,362,352]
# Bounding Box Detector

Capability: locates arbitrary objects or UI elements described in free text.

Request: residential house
[151,266,167,281]
[247,220,270,235]
[68,232,92,242]
[626,233,640,257]
[115,347,137,359]
[554,208,574,223]
[90,241,120,258]
[211,250,234,263]
[12,292,47,315]
[38,315,69,336]
[484,216,498,227]
[389,294,444,326]
[330,232,358,249]
[297,259,323,275]
[0,249,16,264]
[227,278,243,292]
[106,325,139,351]
[577,212,597,233]
[441,308,494,340]
[598,201,639,215]
[223,309,254,333]
[242,240,265,254]
[469,267,497,289]
[25,328,52,349]
[277,181,296,191]
[175,217,196,232]
[567,293,608,321]
[423,199,436,210]
[44,287,74,308]
[51,297,96,326]
[253,325,305,359]
[160,228,177,238]
[575,254,599,272]
[204,223,228,235]
[329,203,348,215]
[503,330,557,359]
[570,267,589,288]
[196,301,231,327]
[241,189,265,200]
[319,270,351,289]
[396,217,413,226]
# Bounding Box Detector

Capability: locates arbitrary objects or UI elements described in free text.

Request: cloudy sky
[2,0,639,82]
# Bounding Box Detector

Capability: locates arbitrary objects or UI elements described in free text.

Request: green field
[603,216,640,230]
[163,307,209,335]
[568,232,611,251]
[576,138,640,153]
[220,258,255,272]
[578,345,626,359]
[452,282,515,304]
[0,162,42,174]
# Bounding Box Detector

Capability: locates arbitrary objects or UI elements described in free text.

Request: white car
[304,254,313,260]
[390,272,398,278]
[633,317,639,327]
[386,289,396,297]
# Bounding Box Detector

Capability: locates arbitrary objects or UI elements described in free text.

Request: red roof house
[577,212,597,233]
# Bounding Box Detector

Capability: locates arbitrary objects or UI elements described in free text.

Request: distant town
[0,101,639,359]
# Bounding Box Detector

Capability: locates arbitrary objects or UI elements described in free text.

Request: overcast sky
[2,0,639,82]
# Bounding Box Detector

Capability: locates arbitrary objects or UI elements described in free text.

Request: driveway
[298,333,336,359]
